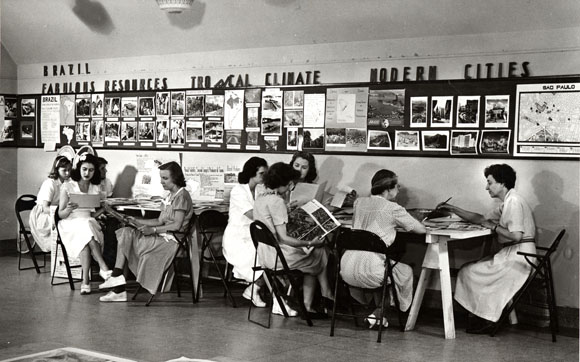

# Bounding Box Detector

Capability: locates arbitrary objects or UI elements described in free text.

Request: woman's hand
[480,219,496,230]
[307,236,324,248]
[287,200,299,211]
[139,225,157,236]
[65,202,78,212]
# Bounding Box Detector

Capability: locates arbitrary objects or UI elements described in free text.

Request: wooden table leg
[437,238,456,339]
[405,267,432,331]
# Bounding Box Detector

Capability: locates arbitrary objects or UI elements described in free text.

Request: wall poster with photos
[5,75,578,160]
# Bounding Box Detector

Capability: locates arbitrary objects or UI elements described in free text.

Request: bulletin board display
[0,94,38,147]
[4,75,580,159]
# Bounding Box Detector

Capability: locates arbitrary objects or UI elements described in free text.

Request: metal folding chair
[330,228,406,343]
[15,194,49,273]
[491,229,566,342]
[248,220,313,328]
[51,206,82,290]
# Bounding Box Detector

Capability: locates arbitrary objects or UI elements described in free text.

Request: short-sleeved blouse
[159,187,194,233]
[484,189,535,243]
[37,178,63,205]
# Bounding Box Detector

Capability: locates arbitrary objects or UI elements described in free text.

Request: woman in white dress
[29,156,71,252]
[58,153,111,295]
[438,164,536,333]
[222,157,268,307]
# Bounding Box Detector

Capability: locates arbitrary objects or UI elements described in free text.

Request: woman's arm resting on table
[274,224,323,248]
[437,203,487,225]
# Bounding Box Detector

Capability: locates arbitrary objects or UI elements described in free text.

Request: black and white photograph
[104,121,120,142]
[226,130,242,145]
[121,121,138,142]
[450,130,479,155]
[246,107,259,129]
[91,119,104,143]
[346,128,366,148]
[138,121,155,141]
[186,95,204,117]
[21,98,36,117]
[156,119,169,143]
[261,117,281,136]
[287,128,298,150]
[1,120,14,141]
[456,96,480,127]
[204,121,224,143]
[368,89,405,127]
[186,121,204,143]
[302,128,324,149]
[367,130,391,150]
[246,131,259,146]
[138,97,155,117]
[155,91,170,116]
[20,120,34,139]
[104,97,120,117]
[121,97,138,117]
[170,118,185,144]
[284,110,304,127]
[261,89,283,121]
[480,130,511,154]
[431,96,453,127]
[264,136,279,151]
[244,88,262,104]
[410,96,428,127]
[325,128,346,146]
[484,95,509,127]
[75,95,91,117]
[91,93,104,117]
[395,130,420,150]
[75,121,90,142]
[284,90,304,109]
[171,91,185,116]
[205,95,224,117]
[5,97,17,117]
[421,130,449,151]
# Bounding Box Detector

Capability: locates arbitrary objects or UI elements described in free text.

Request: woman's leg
[79,245,91,285]
[88,238,109,271]
[316,265,333,300]
[303,275,317,311]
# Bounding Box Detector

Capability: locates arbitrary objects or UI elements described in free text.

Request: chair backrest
[249,220,292,271]
[15,194,37,231]
[172,211,198,245]
[546,229,566,257]
[336,228,405,256]
[198,209,228,233]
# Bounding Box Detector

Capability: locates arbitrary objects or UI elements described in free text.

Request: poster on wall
[514,83,580,157]
[325,87,368,151]
[132,152,181,198]
[41,95,61,146]
[224,89,244,130]
[182,164,241,201]
[484,95,509,128]
[367,89,405,128]
[303,93,325,128]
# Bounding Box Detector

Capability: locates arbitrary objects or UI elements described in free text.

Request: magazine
[286,199,341,252]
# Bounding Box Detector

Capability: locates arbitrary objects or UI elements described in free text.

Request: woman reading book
[57,153,111,295]
[253,162,333,318]
[98,161,194,302]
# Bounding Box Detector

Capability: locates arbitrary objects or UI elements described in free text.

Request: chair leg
[133,285,143,300]
[330,260,341,337]
[195,243,208,302]
[207,248,236,307]
[60,244,76,290]
[545,262,558,342]
[18,233,42,274]
[183,242,197,304]
[248,270,273,329]
[387,261,405,331]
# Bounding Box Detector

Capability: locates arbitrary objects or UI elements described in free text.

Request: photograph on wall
[204,120,224,143]
[480,130,511,154]
[138,121,155,142]
[284,110,304,128]
[76,94,91,117]
[431,96,453,127]
[325,87,368,128]
[138,97,155,117]
[421,130,449,151]
[284,90,304,109]
[186,121,203,143]
[75,121,90,142]
[91,93,104,117]
[104,97,120,118]
[261,117,281,136]
[395,130,420,151]
[91,119,104,143]
[205,95,225,117]
[246,107,259,129]
[170,118,185,145]
[20,120,34,139]
[1,120,14,141]
[121,97,138,117]
[410,96,428,128]
[5,97,17,118]
[367,130,391,150]
[456,96,480,128]
[303,93,325,128]
[171,91,185,116]
[186,94,204,117]
[325,128,346,148]
[21,98,36,117]
[121,121,138,142]
[450,130,479,155]
[264,136,279,151]
[261,88,283,125]
[156,92,170,116]
[484,95,509,128]
[244,88,262,105]
[156,119,170,144]
[226,130,242,145]
[287,128,298,151]
[60,95,75,125]
[303,128,324,149]
[368,89,405,128]
[346,128,367,152]
[246,131,259,146]
[514,83,580,157]
[224,90,244,130]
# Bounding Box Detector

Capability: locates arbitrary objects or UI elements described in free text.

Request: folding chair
[196,209,236,307]
[330,228,406,343]
[15,194,49,273]
[491,229,566,342]
[133,212,198,306]
[248,220,313,328]
[51,206,82,290]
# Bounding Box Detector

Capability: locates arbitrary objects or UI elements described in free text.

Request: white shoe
[99,269,112,281]
[272,297,298,317]
[80,284,91,295]
[242,284,266,308]
[98,275,126,289]
[99,291,127,302]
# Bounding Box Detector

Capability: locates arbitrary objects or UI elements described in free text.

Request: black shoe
[466,313,495,334]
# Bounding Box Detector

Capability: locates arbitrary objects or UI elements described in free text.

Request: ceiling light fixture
[156,0,194,14]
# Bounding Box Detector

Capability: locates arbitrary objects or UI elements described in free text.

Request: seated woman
[437,163,536,333]
[97,157,114,198]
[253,162,333,318]
[29,155,72,252]
[340,169,426,328]
[222,157,268,308]
[99,161,194,302]
[57,153,111,295]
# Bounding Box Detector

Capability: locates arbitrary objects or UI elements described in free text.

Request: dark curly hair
[289,151,317,183]
[70,153,101,185]
[370,169,398,195]
[484,164,516,190]
[238,157,268,184]
[159,161,186,188]
[48,156,72,180]
[263,162,301,189]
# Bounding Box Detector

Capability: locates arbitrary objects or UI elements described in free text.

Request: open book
[287,199,341,253]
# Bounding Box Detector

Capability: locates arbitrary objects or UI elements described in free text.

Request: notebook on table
[69,193,101,209]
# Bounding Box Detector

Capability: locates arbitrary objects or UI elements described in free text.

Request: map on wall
[514,83,580,157]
